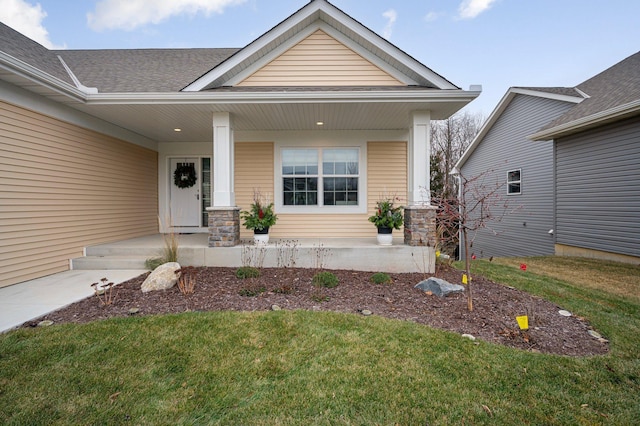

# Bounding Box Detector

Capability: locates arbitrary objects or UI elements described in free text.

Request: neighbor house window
[282,148,360,207]
[507,169,521,195]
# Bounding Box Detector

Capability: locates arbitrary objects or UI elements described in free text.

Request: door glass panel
[201,158,211,226]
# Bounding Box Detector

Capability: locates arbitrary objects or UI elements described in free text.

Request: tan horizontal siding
[0,101,158,288]
[238,30,403,87]
[368,141,408,232]
[235,142,275,239]
[233,140,408,239]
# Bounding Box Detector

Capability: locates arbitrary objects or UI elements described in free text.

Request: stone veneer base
[403,205,437,247]
[207,207,240,247]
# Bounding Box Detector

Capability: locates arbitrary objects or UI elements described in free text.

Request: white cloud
[87,0,248,31]
[457,0,497,20]
[382,9,397,39]
[424,11,442,23]
[0,0,65,48]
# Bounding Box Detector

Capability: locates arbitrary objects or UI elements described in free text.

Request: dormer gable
[183,0,457,91]
[236,29,403,87]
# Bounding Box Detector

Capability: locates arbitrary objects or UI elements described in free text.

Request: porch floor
[73,234,435,273]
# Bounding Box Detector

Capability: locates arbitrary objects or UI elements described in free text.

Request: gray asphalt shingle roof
[0,22,73,85]
[55,48,240,93]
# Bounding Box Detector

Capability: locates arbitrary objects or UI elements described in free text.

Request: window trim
[507,168,522,195]
[275,143,367,214]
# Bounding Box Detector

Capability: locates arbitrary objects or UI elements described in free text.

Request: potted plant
[240,191,277,245]
[368,198,403,245]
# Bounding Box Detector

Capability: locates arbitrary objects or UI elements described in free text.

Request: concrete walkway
[0,269,147,333]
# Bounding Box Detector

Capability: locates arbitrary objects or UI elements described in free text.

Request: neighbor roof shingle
[539,51,640,131]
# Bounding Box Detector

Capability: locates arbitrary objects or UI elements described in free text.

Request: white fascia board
[455,89,517,170]
[182,4,322,91]
[183,0,457,91]
[223,21,419,87]
[529,99,640,141]
[0,52,88,101]
[510,87,584,104]
[456,87,585,169]
[85,88,480,105]
[314,4,457,89]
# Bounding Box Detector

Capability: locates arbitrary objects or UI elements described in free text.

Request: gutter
[83,88,482,105]
[0,51,88,102]
[530,99,640,140]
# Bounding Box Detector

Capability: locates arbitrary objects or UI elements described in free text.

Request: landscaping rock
[462,334,476,341]
[361,309,372,316]
[37,320,54,327]
[271,305,282,311]
[415,278,465,298]
[128,308,140,315]
[558,310,572,317]
[141,262,181,293]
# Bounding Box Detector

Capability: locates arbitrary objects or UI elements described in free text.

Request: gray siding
[460,94,574,258]
[555,116,640,257]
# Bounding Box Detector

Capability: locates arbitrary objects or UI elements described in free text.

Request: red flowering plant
[368,198,404,230]
[240,190,277,232]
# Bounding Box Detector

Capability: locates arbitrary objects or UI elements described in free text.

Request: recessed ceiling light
[174,128,182,132]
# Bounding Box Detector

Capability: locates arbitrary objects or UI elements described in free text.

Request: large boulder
[141,262,181,293]
[415,277,465,298]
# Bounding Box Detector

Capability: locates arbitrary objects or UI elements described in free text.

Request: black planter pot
[254,227,269,235]
[377,226,393,234]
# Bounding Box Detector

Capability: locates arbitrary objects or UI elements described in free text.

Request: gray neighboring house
[456,51,640,263]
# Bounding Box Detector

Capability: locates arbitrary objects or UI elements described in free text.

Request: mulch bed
[26,266,609,357]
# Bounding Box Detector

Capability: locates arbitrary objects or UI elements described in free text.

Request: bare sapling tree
[438,168,519,311]
[431,111,484,200]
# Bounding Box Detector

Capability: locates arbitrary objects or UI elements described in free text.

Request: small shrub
[177,267,197,295]
[145,257,164,270]
[370,272,392,285]
[312,271,339,288]
[311,292,329,303]
[274,284,294,295]
[236,267,261,279]
[239,285,266,297]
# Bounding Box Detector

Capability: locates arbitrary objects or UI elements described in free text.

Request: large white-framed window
[276,144,367,214]
[507,169,521,195]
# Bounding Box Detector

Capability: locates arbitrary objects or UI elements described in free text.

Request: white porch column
[408,111,431,205]
[212,112,235,207]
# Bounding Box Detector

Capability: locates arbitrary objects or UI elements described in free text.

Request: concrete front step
[72,256,150,270]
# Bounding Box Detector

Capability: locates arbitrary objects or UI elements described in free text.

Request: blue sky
[2,0,639,117]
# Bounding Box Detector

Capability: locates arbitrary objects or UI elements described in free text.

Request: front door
[170,158,200,227]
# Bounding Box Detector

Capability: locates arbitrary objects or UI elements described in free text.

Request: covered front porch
[72,234,435,273]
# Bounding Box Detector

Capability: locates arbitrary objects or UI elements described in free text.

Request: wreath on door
[174,163,197,189]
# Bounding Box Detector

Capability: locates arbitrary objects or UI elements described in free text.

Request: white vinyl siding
[0,101,158,288]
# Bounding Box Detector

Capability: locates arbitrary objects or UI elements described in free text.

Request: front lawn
[0,258,638,425]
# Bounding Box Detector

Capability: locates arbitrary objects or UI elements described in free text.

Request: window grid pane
[282,148,359,207]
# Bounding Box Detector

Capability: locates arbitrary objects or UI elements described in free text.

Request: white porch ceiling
[64,93,477,143]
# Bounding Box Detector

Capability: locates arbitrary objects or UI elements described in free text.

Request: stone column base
[207,207,240,247]
[404,205,437,247]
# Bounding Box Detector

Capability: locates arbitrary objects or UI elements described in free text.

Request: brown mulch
[26,266,608,357]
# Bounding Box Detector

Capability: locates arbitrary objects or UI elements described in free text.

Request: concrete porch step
[72,256,150,270]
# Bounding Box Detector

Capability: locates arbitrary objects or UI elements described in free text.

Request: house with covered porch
[0,0,480,287]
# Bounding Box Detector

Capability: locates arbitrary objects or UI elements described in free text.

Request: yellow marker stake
[516,315,529,330]
[436,250,441,258]
[462,274,468,285]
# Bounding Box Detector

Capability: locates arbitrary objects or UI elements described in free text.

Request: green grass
[1,258,639,424]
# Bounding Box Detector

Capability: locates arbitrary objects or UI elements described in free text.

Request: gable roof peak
[182,0,459,92]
